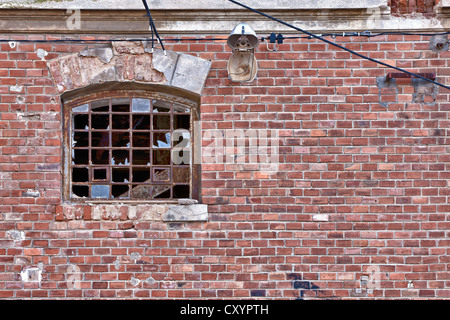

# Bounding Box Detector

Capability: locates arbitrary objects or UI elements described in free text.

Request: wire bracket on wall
[141,0,166,55]
[266,33,283,51]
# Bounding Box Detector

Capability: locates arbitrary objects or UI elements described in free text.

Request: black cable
[142,0,165,52]
[0,31,448,44]
[227,0,450,91]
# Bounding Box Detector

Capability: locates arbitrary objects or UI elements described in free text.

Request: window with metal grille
[63,91,199,202]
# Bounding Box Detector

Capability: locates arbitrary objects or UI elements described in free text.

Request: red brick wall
[0,33,449,299]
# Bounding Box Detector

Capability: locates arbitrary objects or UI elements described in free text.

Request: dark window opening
[67,95,195,201]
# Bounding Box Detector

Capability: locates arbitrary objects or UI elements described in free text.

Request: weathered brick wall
[0,32,449,299]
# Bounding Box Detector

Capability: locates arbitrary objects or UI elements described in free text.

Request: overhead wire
[0,31,450,44]
[226,0,450,91]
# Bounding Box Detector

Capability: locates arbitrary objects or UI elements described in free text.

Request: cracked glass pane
[92,185,110,198]
[132,98,150,113]
[73,104,89,113]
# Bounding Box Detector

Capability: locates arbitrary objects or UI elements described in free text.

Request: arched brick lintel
[46,41,212,99]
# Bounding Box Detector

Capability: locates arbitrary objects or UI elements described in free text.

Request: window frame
[62,88,200,203]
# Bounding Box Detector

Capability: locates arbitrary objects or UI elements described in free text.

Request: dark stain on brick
[287,273,332,300]
[251,289,266,297]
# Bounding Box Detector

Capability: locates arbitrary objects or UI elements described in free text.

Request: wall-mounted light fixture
[226,23,259,82]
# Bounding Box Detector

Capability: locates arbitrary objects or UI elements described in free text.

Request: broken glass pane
[92,114,109,129]
[112,150,129,165]
[74,114,89,130]
[131,185,152,199]
[112,185,129,199]
[133,132,150,148]
[132,167,150,183]
[173,167,189,183]
[73,104,89,113]
[73,132,88,147]
[153,114,170,130]
[72,167,89,182]
[132,98,150,113]
[93,168,108,181]
[132,115,150,130]
[112,132,130,147]
[174,115,190,130]
[91,99,109,112]
[173,185,190,199]
[72,185,89,198]
[112,98,130,112]
[132,150,150,165]
[152,100,171,113]
[92,132,110,147]
[154,186,171,199]
[173,103,188,113]
[92,149,109,165]
[73,149,89,165]
[92,185,110,198]
[153,149,171,165]
[112,168,130,183]
[153,168,170,182]
[112,115,130,129]
[153,132,171,148]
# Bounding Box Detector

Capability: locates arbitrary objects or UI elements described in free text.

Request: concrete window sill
[55,201,208,222]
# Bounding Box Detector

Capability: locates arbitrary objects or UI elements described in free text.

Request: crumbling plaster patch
[47,41,211,96]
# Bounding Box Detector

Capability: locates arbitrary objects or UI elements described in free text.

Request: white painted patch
[20,268,42,283]
[312,214,329,222]
[36,48,48,60]
[10,85,23,93]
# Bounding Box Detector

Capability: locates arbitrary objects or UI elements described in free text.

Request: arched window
[62,87,200,202]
